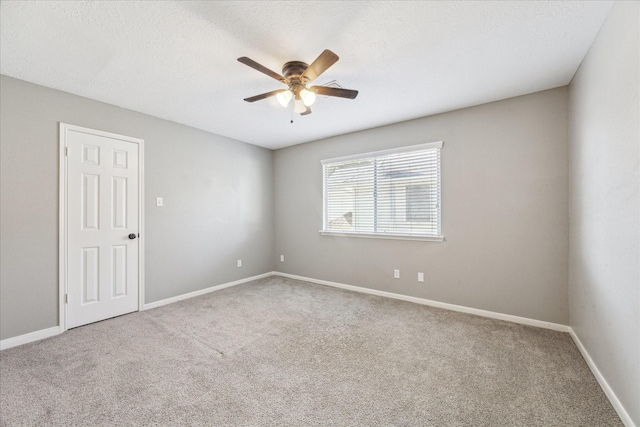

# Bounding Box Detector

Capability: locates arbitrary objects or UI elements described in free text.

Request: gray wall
[568,1,639,424]
[274,88,569,324]
[0,75,275,340]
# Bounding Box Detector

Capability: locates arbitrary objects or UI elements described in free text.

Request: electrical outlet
[418,272,424,282]
[280,255,285,262]
[237,259,242,267]
[394,269,400,279]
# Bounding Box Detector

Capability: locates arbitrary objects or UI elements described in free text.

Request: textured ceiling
[1,1,613,149]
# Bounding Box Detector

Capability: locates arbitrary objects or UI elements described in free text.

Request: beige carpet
[0,276,622,426]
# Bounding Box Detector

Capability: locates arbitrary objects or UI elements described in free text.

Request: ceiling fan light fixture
[294,98,307,114]
[300,88,316,107]
[276,90,292,107]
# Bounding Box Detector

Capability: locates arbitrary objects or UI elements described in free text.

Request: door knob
[128,233,137,240]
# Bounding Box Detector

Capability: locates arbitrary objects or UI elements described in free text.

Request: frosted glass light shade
[300,89,316,106]
[276,90,293,107]
[294,98,306,113]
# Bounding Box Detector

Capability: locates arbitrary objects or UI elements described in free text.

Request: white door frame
[58,123,145,331]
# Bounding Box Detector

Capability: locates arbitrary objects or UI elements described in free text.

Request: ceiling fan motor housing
[282,61,311,97]
[282,61,309,80]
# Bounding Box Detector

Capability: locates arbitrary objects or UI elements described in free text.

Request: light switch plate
[156,197,163,207]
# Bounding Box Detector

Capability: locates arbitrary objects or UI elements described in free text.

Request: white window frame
[320,141,444,242]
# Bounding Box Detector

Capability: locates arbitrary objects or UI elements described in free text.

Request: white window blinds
[322,142,443,240]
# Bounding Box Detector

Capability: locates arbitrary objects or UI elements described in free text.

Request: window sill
[319,230,445,242]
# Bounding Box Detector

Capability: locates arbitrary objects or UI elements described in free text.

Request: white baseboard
[143,272,274,310]
[0,326,63,351]
[273,272,570,332]
[2,272,634,427]
[1,272,274,351]
[275,271,638,426]
[569,329,636,427]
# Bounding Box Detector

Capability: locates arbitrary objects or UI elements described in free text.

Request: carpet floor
[0,276,622,426]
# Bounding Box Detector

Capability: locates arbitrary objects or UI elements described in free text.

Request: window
[321,142,443,241]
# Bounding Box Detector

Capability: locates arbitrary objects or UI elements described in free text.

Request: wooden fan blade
[244,89,286,102]
[301,106,312,116]
[301,50,339,83]
[311,86,358,99]
[238,57,286,83]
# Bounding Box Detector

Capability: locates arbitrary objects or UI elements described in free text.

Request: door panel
[112,176,127,229]
[66,128,140,329]
[82,247,100,303]
[82,174,100,230]
[112,245,127,297]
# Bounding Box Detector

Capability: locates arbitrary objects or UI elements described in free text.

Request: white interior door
[63,125,142,329]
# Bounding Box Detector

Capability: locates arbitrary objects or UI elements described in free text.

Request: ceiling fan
[237,49,358,116]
